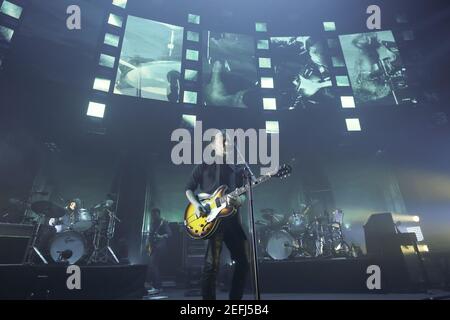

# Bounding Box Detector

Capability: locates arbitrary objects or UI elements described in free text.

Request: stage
[0,264,147,300]
[1,255,445,300]
[148,288,450,300]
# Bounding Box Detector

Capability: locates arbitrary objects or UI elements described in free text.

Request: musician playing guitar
[185,130,249,300]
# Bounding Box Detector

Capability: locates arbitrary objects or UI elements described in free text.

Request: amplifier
[0,223,34,264]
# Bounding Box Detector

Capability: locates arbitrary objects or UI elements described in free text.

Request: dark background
[0,0,449,264]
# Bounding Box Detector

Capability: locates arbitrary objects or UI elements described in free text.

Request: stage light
[257,40,269,50]
[108,13,123,28]
[331,56,345,68]
[87,102,106,118]
[93,78,111,92]
[392,214,421,223]
[263,98,277,110]
[188,14,200,25]
[323,21,336,32]
[258,57,271,69]
[0,1,22,19]
[0,25,14,43]
[340,96,356,108]
[406,226,424,241]
[255,22,267,33]
[265,121,279,134]
[182,114,197,128]
[187,31,199,42]
[344,223,351,229]
[184,69,198,81]
[261,77,274,89]
[345,118,361,131]
[186,49,199,61]
[99,54,116,68]
[104,33,120,47]
[336,75,350,87]
[401,244,429,255]
[183,91,197,104]
[112,0,127,9]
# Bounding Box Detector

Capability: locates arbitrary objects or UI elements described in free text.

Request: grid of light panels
[0,0,25,72]
[85,0,128,135]
[256,22,277,111]
[80,6,417,135]
[255,22,279,134]
[324,21,361,132]
[182,13,201,105]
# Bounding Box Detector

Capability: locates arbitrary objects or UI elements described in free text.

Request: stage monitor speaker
[0,223,34,264]
[364,213,427,291]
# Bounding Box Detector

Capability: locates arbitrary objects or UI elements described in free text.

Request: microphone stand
[244,167,261,300]
[231,137,261,300]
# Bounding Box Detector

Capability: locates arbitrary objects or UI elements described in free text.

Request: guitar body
[184,185,236,240]
[183,164,292,240]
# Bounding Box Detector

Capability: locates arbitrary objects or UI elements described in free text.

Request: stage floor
[145,288,450,300]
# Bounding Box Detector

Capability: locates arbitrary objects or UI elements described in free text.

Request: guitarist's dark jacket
[185,163,247,240]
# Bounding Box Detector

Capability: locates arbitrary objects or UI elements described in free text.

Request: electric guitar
[183,164,292,240]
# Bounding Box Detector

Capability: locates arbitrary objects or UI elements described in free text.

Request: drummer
[49,198,82,232]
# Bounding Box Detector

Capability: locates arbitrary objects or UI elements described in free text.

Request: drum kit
[22,198,120,265]
[256,206,351,261]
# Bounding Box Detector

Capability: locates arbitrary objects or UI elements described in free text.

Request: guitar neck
[220,174,272,203]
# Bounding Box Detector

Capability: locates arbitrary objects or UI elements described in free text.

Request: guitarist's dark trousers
[202,221,249,300]
[145,242,166,289]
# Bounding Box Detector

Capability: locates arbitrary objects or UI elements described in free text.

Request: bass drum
[49,231,87,264]
[266,230,296,260]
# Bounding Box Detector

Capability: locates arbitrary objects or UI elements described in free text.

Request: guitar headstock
[271,164,292,178]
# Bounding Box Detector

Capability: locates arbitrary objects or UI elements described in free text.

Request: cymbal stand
[87,208,120,264]
[25,215,48,264]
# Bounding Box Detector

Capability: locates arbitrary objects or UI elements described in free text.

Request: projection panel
[202,32,258,108]
[114,16,184,102]
[339,31,411,106]
[270,36,334,110]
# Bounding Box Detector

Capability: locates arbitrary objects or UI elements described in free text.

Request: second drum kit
[256,205,351,260]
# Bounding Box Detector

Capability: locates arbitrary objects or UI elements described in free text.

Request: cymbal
[262,213,286,225]
[30,201,66,218]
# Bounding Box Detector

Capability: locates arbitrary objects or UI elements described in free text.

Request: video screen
[339,31,411,106]
[270,36,334,110]
[114,16,184,102]
[202,31,258,108]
